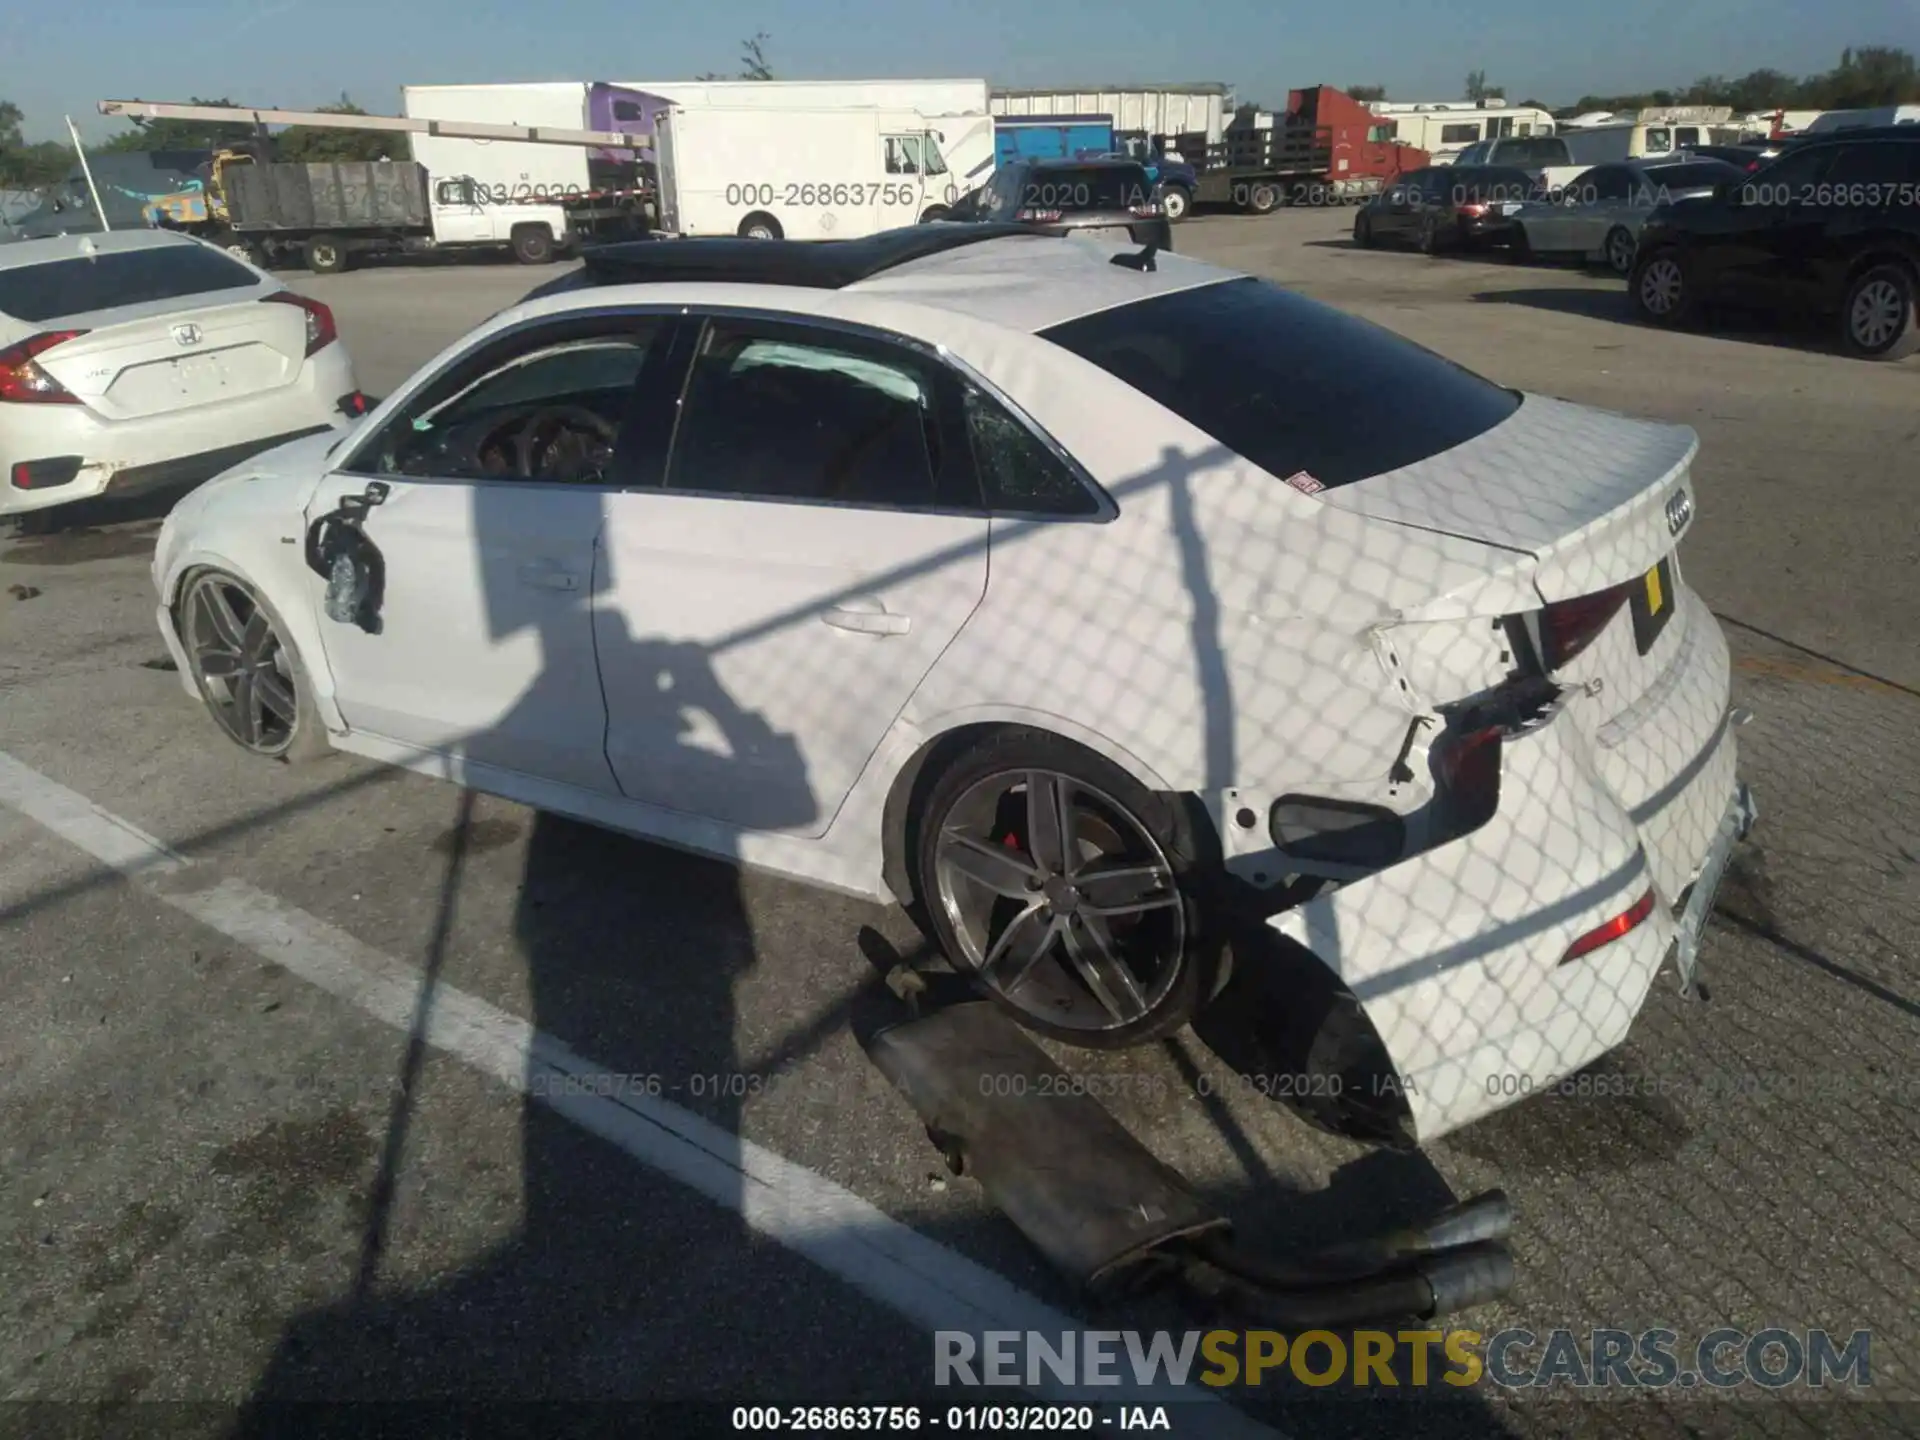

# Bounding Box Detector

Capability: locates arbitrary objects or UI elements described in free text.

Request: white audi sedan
[150,224,1755,1143]
[1,229,360,522]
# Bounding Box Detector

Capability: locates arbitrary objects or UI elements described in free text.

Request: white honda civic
[150,224,1756,1143]
[1,229,361,522]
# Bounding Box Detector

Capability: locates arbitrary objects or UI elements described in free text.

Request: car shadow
[1470,287,1856,357]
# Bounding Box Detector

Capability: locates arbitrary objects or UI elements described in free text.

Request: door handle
[822,606,910,636]
[517,564,581,591]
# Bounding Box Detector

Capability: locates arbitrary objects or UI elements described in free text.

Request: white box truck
[401,82,661,258]
[654,105,963,239]
[624,78,998,198]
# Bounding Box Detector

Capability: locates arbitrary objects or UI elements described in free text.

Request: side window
[355,320,662,483]
[1746,146,1834,198]
[962,386,1099,517]
[666,321,941,509]
[434,178,470,206]
[885,135,924,175]
[1821,144,1895,189]
[1440,123,1481,145]
[1674,127,1700,149]
[1643,127,1674,154]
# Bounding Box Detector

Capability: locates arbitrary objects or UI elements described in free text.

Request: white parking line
[0,750,1276,1430]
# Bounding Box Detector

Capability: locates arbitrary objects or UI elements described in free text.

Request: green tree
[1346,84,1387,103]
[98,96,257,153]
[0,98,76,188]
[1464,70,1494,104]
[698,32,775,81]
[276,94,401,163]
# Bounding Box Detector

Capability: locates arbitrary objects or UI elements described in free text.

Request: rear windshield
[1042,276,1520,489]
[1645,161,1739,190]
[1499,137,1570,164]
[0,244,258,323]
[1449,167,1537,202]
[1021,166,1153,212]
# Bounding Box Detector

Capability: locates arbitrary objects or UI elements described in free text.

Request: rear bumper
[1265,705,1754,1143]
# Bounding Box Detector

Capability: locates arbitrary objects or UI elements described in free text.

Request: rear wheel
[510,222,556,265]
[914,730,1221,1049]
[303,235,349,275]
[178,571,331,764]
[918,205,951,224]
[1506,224,1532,262]
[1631,247,1695,327]
[737,212,783,240]
[1243,182,1281,216]
[1841,262,1920,361]
[1603,225,1637,276]
[1353,212,1375,248]
[1160,186,1190,223]
[1417,212,1442,255]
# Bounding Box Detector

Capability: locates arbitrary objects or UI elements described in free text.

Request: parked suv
[1629,128,1920,360]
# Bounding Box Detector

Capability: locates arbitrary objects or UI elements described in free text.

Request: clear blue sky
[6,0,1912,142]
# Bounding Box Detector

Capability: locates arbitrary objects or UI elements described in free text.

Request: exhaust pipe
[863,997,1516,1322]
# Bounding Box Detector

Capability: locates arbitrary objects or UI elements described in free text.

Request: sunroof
[571,223,1062,290]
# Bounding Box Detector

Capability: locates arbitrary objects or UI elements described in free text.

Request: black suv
[1629,127,1920,360]
[955,158,1173,249]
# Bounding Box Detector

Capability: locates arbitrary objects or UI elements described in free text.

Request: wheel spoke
[980,903,1062,993]
[240,609,273,662]
[229,672,260,746]
[200,585,247,651]
[1062,915,1149,1023]
[255,666,297,726]
[1025,772,1075,874]
[1077,860,1178,917]
[940,830,1043,899]
[195,647,242,679]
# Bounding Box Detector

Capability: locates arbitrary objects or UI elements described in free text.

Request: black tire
[1840,261,1920,361]
[303,235,349,275]
[1506,224,1532,263]
[1160,186,1191,223]
[510,223,556,265]
[176,570,332,764]
[1353,212,1375,248]
[1244,182,1281,216]
[1602,225,1637,277]
[1417,212,1442,255]
[918,205,951,224]
[1630,246,1695,327]
[913,729,1223,1050]
[737,212,783,240]
[207,228,264,268]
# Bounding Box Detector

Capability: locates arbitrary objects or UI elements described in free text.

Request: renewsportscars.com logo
[935,1328,1873,1391]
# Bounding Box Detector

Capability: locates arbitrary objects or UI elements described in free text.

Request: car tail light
[1434,723,1504,834]
[0,330,88,404]
[262,291,337,356]
[1459,201,1490,217]
[1539,579,1636,670]
[1560,887,1657,965]
[1014,208,1063,222]
[1129,201,1162,217]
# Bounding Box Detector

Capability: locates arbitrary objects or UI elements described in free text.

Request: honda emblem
[171,323,203,347]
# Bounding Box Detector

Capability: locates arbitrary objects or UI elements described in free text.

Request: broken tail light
[1560,887,1657,965]
[1014,208,1064,222]
[0,330,88,404]
[1540,580,1636,670]
[1434,723,1504,837]
[262,291,337,357]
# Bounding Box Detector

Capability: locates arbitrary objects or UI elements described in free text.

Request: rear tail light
[262,291,337,356]
[1539,579,1636,670]
[1014,208,1063,222]
[1434,723,1504,835]
[1560,888,1657,965]
[0,330,88,404]
[1459,201,1490,217]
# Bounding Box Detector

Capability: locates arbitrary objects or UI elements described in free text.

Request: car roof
[0,226,206,275]
[533,228,1239,337]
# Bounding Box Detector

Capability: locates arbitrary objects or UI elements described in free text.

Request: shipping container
[989,86,1231,148]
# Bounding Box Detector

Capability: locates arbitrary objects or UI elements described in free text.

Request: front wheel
[510,223,556,265]
[303,235,349,275]
[1603,225,1637,276]
[914,730,1221,1049]
[1417,213,1441,255]
[1353,212,1375,248]
[918,205,951,224]
[1841,262,1920,361]
[178,570,331,763]
[1160,186,1191,223]
[737,212,783,240]
[1630,248,1695,327]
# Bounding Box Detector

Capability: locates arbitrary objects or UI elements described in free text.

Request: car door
[1796,142,1902,305]
[1372,169,1422,238]
[593,314,991,836]
[1714,144,1840,305]
[1576,164,1640,249]
[305,311,670,793]
[430,176,492,244]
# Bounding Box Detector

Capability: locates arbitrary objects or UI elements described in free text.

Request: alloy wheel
[1606,229,1635,275]
[1849,279,1906,352]
[184,576,299,756]
[1640,257,1683,315]
[932,770,1186,1035]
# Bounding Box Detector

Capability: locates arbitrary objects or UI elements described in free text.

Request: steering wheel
[480,405,620,482]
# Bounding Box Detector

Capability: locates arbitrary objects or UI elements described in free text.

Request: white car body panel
[150,231,1752,1142]
[1,230,355,518]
